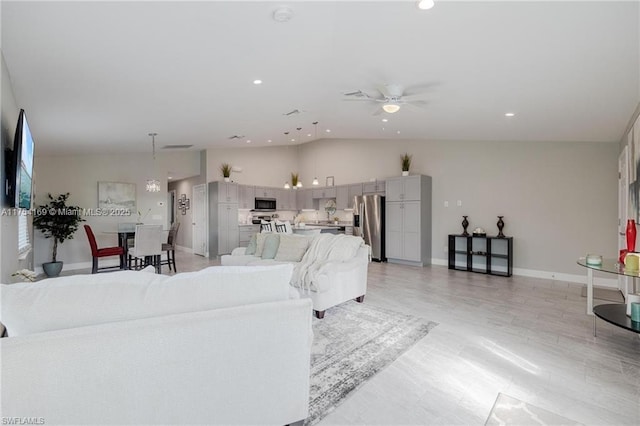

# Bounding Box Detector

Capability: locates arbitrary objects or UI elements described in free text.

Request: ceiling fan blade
[403,102,428,112]
[403,82,440,97]
[376,84,392,98]
[342,98,375,102]
[372,106,385,116]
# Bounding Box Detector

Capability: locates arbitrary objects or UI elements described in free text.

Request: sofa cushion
[261,234,281,259]
[245,234,257,255]
[275,234,312,262]
[255,233,268,257]
[0,264,294,337]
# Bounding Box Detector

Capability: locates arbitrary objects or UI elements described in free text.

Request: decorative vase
[402,171,409,176]
[461,216,469,236]
[626,219,637,252]
[42,261,63,278]
[497,216,505,238]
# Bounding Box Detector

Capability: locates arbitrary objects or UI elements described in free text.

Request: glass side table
[577,257,639,316]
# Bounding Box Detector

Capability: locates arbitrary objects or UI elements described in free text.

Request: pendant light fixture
[312,122,319,186]
[283,132,291,189]
[145,132,161,192]
[296,127,303,187]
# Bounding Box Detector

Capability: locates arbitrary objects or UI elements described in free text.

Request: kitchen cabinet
[297,188,316,210]
[348,184,363,209]
[217,181,238,203]
[277,189,298,211]
[336,185,349,210]
[238,184,255,210]
[312,187,337,199]
[208,181,239,257]
[385,175,432,266]
[362,181,385,195]
[239,225,260,246]
[255,186,278,199]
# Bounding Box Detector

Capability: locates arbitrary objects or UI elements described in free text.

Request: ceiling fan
[342,83,428,115]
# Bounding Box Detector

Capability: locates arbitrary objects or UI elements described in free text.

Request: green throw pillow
[261,234,281,259]
[245,234,257,255]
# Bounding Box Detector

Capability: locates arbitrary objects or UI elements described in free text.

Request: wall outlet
[444,201,449,207]
[457,200,462,207]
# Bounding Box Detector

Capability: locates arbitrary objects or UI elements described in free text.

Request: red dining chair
[84,225,125,274]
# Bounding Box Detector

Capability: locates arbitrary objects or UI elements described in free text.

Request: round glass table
[576,257,639,316]
[593,303,640,336]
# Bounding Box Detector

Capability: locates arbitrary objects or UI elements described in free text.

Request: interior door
[192,184,207,256]
[619,144,630,295]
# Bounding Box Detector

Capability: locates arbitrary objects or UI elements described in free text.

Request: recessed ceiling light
[291,138,295,142]
[267,139,272,143]
[417,0,435,10]
[307,133,312,137]
[382,118,388,122]
[168,176,172,180]
[505,112,515,117]
[325,129,331,133]
[397,130,401,134]
[246,140,251,143]
[253,79,262,85]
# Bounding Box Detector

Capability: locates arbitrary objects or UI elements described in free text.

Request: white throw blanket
[291,234,365,293]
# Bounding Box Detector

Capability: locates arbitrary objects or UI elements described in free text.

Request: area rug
[580,286,624,303]
[306,301,437,425]
[485,393,582,426]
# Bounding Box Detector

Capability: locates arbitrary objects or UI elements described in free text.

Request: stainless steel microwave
[254,197,276,211]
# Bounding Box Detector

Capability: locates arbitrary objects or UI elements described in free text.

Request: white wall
[211,138,618,278]
[33,151,200,271]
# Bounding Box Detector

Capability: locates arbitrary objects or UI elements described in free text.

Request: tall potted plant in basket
[33,193,85,277]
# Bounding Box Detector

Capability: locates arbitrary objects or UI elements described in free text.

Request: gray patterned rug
[306,301,438,425]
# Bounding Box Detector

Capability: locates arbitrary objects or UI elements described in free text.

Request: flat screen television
[5,109,35,209]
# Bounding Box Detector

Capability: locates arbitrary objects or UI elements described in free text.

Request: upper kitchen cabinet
[362,180,385,195]
[255,186,278,199]
[336,184,362,210]
[297,188,317,210]
[238,184,255,209]
[312,187,337,199]
[211,181,238,204]
[386,175,422,202]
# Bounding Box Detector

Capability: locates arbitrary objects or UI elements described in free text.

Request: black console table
[448,234,513,277]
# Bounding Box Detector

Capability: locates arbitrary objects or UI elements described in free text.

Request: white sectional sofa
[221,233,371,319]
[0,265,312,425]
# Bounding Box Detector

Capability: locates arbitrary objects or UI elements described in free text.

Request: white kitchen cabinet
[238,185,255,209]
[385,175,432,266]
[208,181,239,257]
[276,188,297,211]
[362,181,385,195]
[336,185,349,210]
[347,184,363,209]
[255,186,278,199]
[239,224,260,246]
[312,187,337,199]
[297,188,317,210]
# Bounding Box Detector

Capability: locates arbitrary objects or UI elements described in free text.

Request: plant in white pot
[401,153,412,176]
[33,193,85,277]
[220,163,232,182]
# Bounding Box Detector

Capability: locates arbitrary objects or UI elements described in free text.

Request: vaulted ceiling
[2,1,639,155]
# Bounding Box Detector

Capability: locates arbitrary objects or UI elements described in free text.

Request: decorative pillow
[261,233,281,259]
[260,220,273,233]
[0,264,294,337]
[275,234,312,262]
[275,220,293,234]
[255,232,268,256]
[245,233,257,255]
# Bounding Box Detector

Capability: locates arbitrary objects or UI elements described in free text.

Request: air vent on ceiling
[228,135,245,140]
[162,144,193,149]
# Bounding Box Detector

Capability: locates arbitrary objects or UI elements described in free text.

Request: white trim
[175,244,193,254]
[431,258,618,288]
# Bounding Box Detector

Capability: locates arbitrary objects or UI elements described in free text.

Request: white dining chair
[128,224,163,273]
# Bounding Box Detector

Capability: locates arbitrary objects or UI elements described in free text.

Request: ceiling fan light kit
[417,0,435,10]
[382,103,401,114]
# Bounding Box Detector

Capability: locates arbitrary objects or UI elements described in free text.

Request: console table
[576,257,638,316]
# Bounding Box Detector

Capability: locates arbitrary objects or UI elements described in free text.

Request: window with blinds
[18,212,30,253]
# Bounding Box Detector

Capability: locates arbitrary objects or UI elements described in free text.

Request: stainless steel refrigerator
[353,194,385,261]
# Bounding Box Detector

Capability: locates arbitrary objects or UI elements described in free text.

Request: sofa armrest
[231,247,247,256]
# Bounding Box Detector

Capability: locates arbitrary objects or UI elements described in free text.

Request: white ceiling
[2,1,639,155]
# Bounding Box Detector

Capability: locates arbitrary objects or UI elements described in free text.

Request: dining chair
[84,225,125,274]
[161,222,180,273]
[128,224,163,273]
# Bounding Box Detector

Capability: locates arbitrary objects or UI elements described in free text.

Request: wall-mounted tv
[5,109,35,209]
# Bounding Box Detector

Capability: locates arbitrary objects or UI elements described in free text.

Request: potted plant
[33,193,85,277]
[401,153,412,176]
[291,172,299,188]
[220,163,232,182]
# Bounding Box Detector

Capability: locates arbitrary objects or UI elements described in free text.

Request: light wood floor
[150,252,640,424]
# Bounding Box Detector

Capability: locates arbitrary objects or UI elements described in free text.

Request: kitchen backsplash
[238,209,353,225]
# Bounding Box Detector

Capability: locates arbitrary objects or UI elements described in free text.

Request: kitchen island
[292,223,346,235]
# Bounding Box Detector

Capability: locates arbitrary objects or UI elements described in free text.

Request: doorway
[192,184,207,256]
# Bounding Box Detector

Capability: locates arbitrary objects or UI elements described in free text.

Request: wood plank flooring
[150,253,640,424]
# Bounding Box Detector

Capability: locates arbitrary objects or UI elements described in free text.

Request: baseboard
[176,245,194,254]
[431,258,618,288]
